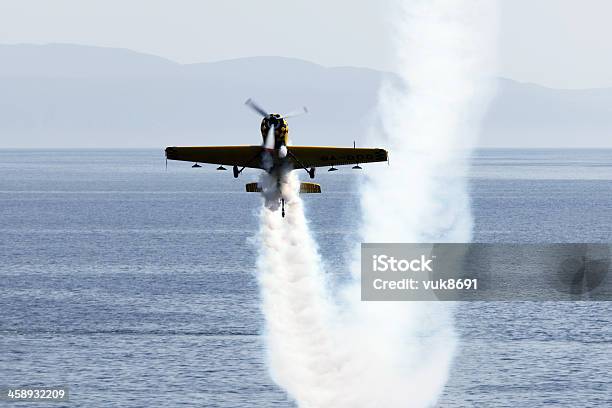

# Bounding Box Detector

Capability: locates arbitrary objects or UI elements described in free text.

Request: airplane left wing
[165,146,264,169]
[287,146,388,168]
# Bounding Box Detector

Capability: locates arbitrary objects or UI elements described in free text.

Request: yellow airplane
[165,99,388,216]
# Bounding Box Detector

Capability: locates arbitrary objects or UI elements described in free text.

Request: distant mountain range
[1,43,611,148]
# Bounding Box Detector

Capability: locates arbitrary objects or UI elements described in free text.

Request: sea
[1,149,611,407]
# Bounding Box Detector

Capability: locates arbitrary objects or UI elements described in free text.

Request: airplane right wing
[287,146,388,168]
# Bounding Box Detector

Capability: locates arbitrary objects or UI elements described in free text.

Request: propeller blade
[282,106,309,119]
[245,98,269,117]
[264,124,275,150]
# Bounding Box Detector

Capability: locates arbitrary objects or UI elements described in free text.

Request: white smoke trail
[257,171,342,407]
[256,1,497,407]
[257,172,459,407]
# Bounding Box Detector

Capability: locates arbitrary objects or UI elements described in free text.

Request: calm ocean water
[1,149,611,407]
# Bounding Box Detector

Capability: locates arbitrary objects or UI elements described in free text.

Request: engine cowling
[260,114,289,149]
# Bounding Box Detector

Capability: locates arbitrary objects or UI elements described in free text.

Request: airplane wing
[165,146,264,169]
[287,146,388,168]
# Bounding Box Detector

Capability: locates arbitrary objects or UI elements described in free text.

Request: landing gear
[287,150,316,179]
[233,165,246,178]
[328,166,338,172]
[192,163,201,168]
[216,165,227,171]
[281,198,285,218]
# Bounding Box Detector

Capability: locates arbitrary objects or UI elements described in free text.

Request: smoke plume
[257,171,342,407]
[256,1,497,407]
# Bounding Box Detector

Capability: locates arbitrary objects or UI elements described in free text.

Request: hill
[0,44,610,148]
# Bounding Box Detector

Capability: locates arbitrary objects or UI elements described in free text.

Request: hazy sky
[1,0,611,89]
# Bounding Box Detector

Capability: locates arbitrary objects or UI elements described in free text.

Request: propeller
[245,98,308,160]
[246,98,308,120]
[282,106,309,119]
[245,98,269,117]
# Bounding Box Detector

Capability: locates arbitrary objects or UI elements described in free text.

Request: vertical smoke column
[363,0,498,243]
[341,0,498,406]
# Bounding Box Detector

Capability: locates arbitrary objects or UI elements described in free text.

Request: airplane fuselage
[261,114,289,150]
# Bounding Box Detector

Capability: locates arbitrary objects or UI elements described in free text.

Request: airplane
[165,99,389,217]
